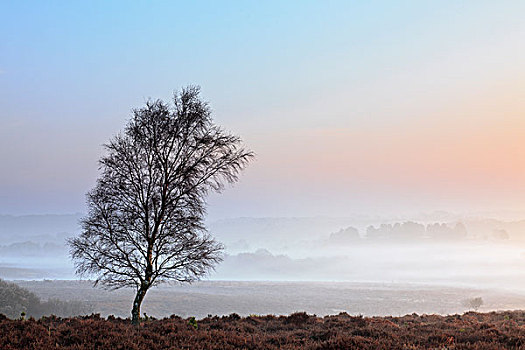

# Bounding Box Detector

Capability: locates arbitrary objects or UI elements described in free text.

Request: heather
[1,311,524,349]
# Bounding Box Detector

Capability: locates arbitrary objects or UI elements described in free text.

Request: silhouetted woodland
[327,221,510,244]
[367,221,468,241]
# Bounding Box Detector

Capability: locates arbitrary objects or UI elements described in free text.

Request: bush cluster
[0,310,524,349]
[0,279,93,319]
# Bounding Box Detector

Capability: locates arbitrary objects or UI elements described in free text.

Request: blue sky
[1,1,524,218]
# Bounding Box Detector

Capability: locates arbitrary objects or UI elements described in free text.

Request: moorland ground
[13,280,525,318]
[1,311,524,349]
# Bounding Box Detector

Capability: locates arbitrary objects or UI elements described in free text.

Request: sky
[1,1,524,219]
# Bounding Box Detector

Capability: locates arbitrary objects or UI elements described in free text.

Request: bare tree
[465,297,484,312]
[68,86,253,323]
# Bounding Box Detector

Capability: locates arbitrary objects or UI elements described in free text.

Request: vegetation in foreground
[1,311,524,349]
[0,279,92,319]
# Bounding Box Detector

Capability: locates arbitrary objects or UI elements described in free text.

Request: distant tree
[453,222,468,239]
[492,229,509,240]
[464,297,484,311]
[68,86,253,324]
[328,226,360,244]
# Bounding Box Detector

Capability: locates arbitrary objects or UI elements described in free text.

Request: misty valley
[2,213,525,319]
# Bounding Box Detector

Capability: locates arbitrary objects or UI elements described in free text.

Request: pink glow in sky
[1,1,524,218]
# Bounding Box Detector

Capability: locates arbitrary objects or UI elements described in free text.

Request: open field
[1,311,525,349]
[12,280,525,319]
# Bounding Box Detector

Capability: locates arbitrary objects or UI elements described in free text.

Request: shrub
[0,279,93,319]
[0,310,524,349]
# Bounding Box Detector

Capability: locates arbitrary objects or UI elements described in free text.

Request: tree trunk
[131,284,149,324]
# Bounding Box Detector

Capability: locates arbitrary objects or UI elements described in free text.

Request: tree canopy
[68,86,253,323]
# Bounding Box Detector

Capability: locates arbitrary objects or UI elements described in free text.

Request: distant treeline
[328,221,509,244]
[0,279,93,319]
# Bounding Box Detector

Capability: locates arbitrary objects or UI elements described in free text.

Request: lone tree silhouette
[68,86,253,324]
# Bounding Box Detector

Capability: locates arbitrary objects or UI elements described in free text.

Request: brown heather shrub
[0,311,524,349]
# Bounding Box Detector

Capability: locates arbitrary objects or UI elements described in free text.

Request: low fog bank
[213,216,525,292]
[2,214,525,293]
[0,214,82,244]
[216,242,525,291]
[211,216,525,256]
